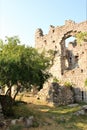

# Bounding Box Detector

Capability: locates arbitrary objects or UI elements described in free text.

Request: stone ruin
[35,20,87,104]
[37,82,74,106]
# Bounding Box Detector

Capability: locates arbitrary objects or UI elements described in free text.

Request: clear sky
[0,0,87,47]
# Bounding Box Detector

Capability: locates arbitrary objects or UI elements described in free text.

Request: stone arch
[35,20,87,78]
[60,30,78,75]
[65,36,76,47]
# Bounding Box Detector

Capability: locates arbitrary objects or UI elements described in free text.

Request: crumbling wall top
[65,20,75,25]
[35,28,43,37]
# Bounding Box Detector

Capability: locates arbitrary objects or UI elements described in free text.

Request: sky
[0,0,87,47]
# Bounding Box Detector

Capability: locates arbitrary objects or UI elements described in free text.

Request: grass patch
[48,105,81,115]
[11,99,87,130]
[9,124,23,130]
[13,104,34,118]
[47,105,87,130]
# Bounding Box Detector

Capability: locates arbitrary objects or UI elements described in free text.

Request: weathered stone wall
[35,20,87,78]
[37,82,74,106]
[62,41,87,102]
[35,20,87,102]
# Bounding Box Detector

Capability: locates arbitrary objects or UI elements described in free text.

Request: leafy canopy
[0,36,50,90]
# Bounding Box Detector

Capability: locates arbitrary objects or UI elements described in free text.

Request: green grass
[11,102,87,130]
[9,124,23,130]
[47,105,87,130]
[13,104,34,118]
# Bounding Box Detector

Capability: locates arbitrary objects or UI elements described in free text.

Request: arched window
[65,36,76,47]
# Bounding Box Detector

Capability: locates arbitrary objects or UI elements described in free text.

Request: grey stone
[24,116,34,128]
[82,105,87,110]
[74,110,85,116]
[11,119,17,125]
[37,82,74,106]
[17,117,24,123]
[67,103,79,107]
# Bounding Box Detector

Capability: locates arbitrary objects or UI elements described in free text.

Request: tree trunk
[5,84,12,97]
[13,83,21,100]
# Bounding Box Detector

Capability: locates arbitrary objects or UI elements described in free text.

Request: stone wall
[37,82,74,106]
[35,20,87,78]
[35,20,87,102]
[62,41,87,102]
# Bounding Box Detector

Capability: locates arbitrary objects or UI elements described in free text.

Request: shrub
[53,77,60,83]
[75,32,87,44]
[64,81,72,87]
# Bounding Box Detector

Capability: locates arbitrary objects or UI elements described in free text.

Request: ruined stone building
[35,20,87,103]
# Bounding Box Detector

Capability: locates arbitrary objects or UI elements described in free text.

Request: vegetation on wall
[64,81,73,87]
[85,79,87,87]
[75,32,87,44]
[53,77,60,83]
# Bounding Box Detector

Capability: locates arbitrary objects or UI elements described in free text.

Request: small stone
[74,110,85,116]
[11,119,17,125]
[18,117,24,122]
[82,105,87,110]
[67,103,79,107]
[24,116,34,128]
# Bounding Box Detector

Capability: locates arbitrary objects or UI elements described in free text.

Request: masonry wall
[35,20,87,102]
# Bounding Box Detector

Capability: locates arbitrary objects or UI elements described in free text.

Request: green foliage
[9,124,23,130]
[13,104,34,118]
[7,100,87,130]
[47,49,54,55]
[64,81,72,87]
[0,36,51,98]
[53,77,60,83]
[0,36,24,85]
[85,79,87,87]
[75,32,87,44]
[20,47,50,87]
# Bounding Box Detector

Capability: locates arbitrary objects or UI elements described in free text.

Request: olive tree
[0,36,51,100]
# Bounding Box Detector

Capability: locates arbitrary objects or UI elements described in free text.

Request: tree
[20,48,50,89]
[0,36,51,100]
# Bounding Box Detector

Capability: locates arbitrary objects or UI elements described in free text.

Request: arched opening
[65,36,76,47]
[61,34,78,75]
[64,36,76,70]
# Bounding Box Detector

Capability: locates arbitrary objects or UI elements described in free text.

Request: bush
[64,81,72,87]
[53,77,60,83]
